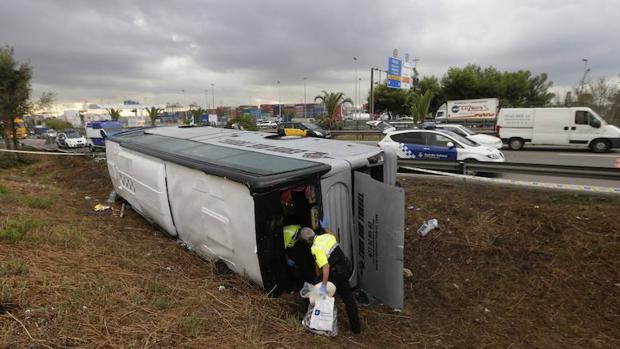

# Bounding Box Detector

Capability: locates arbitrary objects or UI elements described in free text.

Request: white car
[435,124,503,149]
[57,130,87,148]
[378,129,505,162]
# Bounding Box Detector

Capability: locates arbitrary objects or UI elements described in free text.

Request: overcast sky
[1,0,619,106]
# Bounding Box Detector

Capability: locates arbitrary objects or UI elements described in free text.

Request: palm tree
[314,91,353,129]
[190,108,206,125]
[107,108,122,121]
[410,90,434,124]
[146,106,163,127]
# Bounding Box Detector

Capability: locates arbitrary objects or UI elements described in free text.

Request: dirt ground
[1,155,619,348]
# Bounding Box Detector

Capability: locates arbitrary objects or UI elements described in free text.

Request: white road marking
[557,153,619,158]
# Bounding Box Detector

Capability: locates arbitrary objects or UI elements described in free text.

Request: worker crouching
[299,227,361,334]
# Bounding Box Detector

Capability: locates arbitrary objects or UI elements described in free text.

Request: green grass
[26,196,55,209]
[0,183,8,195]
[0,216,48,243]
[177,312,205,337]
[0,259,29,277]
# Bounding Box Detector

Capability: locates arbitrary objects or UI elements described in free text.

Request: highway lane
[503,147,620,168]
[354,140,620,168]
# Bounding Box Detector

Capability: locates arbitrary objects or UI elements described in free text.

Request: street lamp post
[277,80,281,120]
[353,57,358,117]
[210,83,215,111]
[303,77,307,118]
[204,89,209,109]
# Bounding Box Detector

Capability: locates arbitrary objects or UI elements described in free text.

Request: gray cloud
[1,0,618,105]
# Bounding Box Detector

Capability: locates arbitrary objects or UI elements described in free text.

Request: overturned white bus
[105,126,405,309]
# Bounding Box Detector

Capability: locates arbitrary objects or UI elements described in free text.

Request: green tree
[190,108,206,125]
[410,90,434,123]
[371,84,412,119]
[314,91,352,129]
[107,108,121,121]
[227,115,257,131]
[440,64,554,107]
[146,106,163,127]
[417,76,444,113]
[46,118,73,131]
[0,46,32,149]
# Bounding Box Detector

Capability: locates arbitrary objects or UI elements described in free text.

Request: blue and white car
[378,129,505,162]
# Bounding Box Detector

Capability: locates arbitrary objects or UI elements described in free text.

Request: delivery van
[496,107,620,152]
[105,126,405,309]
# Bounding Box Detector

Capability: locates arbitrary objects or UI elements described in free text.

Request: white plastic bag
[302,295,338,336]
[310,296,335,331]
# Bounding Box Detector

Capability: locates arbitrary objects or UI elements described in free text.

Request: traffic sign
[387,57,402,89]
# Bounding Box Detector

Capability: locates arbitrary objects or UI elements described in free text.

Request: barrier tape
[0,149,87,156]
[400,166,620,195]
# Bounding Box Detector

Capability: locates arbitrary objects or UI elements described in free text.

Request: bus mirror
[447,142,455,148]
[100,130,108,139]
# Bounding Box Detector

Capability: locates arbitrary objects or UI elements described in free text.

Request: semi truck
[434,98,499,128]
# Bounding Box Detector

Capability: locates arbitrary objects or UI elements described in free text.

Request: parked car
[496,107,620,152]
[257,120,277,129]
[276,122,331,138]
[44,129,57,139]
[378,129,505,162]
[435,124,503,149]
[57,129,87,148]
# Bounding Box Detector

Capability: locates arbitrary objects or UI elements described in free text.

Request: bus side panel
[320,169,357,286]
[107,144,177,236]
[165,162,263,287]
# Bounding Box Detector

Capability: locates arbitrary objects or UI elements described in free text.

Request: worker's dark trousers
[330,262,361,334]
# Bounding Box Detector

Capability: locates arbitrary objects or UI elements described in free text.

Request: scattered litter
[84,196,92,200]
[94,204,110,212]
[534,205,540,209]
[218,285,226,291]
[453,283,460,289]
[484,307,491,313]
[407,205,415,210]
[165,267,172,271]
[119,202,126,218]
[403,268,413,279]
[615,283,620,288]
[106,191,118,204]
[82,306,87,310]
[392,308,402,313]
[417,218,439,237]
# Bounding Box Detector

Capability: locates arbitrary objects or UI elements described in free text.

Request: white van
[496,107,620,152]
[105,126,405,309]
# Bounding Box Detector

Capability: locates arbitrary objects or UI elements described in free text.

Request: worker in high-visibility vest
[300,226,361,334]
[283,225,315,291]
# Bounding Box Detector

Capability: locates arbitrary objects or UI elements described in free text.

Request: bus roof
[109,126,382,192]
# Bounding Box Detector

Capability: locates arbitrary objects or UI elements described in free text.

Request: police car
[378,128,505,162]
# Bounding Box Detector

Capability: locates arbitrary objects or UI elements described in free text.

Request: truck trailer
[105,126,405,309]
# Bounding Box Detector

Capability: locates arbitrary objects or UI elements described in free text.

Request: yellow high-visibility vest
[283,225,301,249]
[311,233,338,268]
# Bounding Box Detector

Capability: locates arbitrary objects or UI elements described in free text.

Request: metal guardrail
[398,160,620,181]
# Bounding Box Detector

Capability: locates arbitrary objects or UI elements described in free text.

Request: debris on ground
[417,218,438,236]
[403,268,413,279]
[106,190,117,203]
[93,203,110,211]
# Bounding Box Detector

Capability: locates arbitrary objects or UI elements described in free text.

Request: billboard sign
[401,61,412,90]
[387,57,402,89]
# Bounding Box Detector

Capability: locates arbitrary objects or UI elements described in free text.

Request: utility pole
[211,83,215,111]
[370,68,375,118]
[277,80,281,120]
[303,77,307,118]
[353,56,358,117]
[579,58,590,95]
